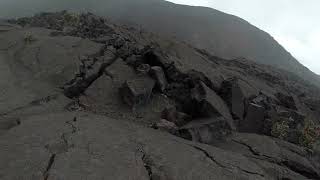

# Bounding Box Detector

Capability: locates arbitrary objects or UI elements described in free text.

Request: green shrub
[271,120,289,140]
[299,120,320,148]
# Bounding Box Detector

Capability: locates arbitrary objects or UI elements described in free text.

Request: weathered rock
[276,92,298,110]
[119,77,155,108]
[216,133,320,179]
[312,144,320,170]
[187,70,219,92]
[161,107,191,127]
[220,78,259,121]
[192,82,234,127]
[0,117,20,131]
[136,63,151,75]
[239,103,265,133]
[64,55,118,98]
[251,93,278,110]
[179,117,233,144]
[0,112,280,180]
[149,66,168,92]
[152,119,178,134]
[2,11,320,180]
[125,55,144,67]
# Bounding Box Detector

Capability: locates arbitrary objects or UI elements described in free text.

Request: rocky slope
[1,0,319,88]
[0,12,319,180]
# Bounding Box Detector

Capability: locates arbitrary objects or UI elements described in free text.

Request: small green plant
[299,119,320,148]
[271,120,289,140]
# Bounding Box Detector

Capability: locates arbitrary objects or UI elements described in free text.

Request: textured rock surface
[239,103,265,133]
[0,12,319,180]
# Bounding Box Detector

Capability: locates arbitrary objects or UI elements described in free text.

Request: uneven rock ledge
[0,11,319,180]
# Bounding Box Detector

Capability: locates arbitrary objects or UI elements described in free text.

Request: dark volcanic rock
[239,103,265,133]
[136,63,151,75]
[119,77,155,108]
[152,119,179,134]
[216,133,320,179]
[161,107,191,127]
[179,117,234,144]
[276,92,298,110]
[149,66,168,92]
[1,12,320,180]
[0,117,20,132]
[192,82,234,123]
[220,78,259,121]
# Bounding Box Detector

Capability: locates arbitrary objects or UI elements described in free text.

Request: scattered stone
[179,117,233,144]
[119,77,155,108]
[149,66,167,92]
[161,107,191,127]
[136,64,151,75]
[152,119,178,134]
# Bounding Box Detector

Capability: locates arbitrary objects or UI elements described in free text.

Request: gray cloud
[169,0,320,74]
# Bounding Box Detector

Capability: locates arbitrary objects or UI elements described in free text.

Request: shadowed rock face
[0,12,319,179]
[0,0,319,88]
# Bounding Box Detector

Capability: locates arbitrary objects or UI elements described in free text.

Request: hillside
[0,12,319,179]
[0,0,319,88]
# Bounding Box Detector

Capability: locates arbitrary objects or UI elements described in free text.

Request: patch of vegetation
[299,119,320,149]
[271,120,289,140]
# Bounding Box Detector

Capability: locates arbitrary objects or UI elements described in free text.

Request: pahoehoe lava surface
[0,11,319,180]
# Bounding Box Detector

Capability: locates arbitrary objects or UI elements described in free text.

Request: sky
[168,0,320,75]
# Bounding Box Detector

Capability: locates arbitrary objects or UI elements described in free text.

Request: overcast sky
[168,0,320,74]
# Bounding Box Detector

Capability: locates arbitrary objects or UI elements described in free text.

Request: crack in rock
[43,154,56,180]
[0,94,59,117]
[142,153,153,180]
[43,117,80,179]
[232,140,320,179]
[189,145,227,169]
[63,54,119,98]
[186,143,265,177]
[60,117,78,151]
[231,140,261,157]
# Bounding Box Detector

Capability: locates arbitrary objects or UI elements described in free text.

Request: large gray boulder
[149,66,168,92]
[239,103,265,133]
[192,82,234,124]
[119,77,155,108]
[220,78,259,121]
